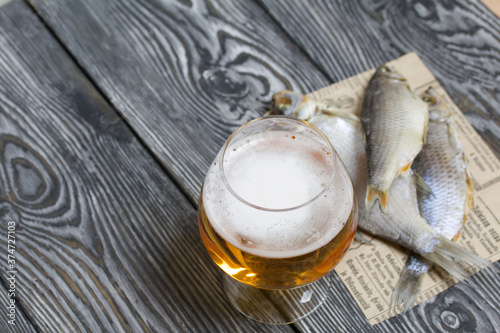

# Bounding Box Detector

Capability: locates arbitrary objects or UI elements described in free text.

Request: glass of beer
[198,116,357,324]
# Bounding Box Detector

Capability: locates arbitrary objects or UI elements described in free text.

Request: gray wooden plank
[0,1,293,332]
[25,0,500,332]
[257,0,500,332]
[0,279,37,332]
[28,0,333,205]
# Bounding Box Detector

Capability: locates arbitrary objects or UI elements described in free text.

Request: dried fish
[391,88,479,311]
[361,66,429,213]
[269,90,490,289]
[359,169,489,285]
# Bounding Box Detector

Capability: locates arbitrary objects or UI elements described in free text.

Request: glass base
[223,274,332,325]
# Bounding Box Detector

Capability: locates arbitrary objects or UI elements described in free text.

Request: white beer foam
[204,131,353,258]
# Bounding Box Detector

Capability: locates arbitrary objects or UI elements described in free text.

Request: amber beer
[198,117,357,290]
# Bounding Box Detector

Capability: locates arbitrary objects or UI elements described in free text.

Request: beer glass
[198,116,357,324]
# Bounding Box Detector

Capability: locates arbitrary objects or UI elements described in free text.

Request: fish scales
[268,90,490,291]
[359,171,439,252]
[361,66,429,213]
[392,90,476,311]
[414,108,473,237]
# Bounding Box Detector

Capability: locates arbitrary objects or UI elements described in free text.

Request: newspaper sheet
[308,52,500,325]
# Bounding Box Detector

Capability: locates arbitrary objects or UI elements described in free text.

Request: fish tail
[391,264,425,312]
[420,237,494,281]
[365,186,389,213]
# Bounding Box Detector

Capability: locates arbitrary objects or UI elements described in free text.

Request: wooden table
[0,0,499,332]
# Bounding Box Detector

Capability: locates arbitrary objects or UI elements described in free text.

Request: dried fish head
[268,91,319,120]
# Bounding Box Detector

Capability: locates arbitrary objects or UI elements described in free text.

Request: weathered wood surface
[0,1,293,332]
[0,282,36,333]
[306,264,500,333]
[2,0,498,332]
[28,0,334,206]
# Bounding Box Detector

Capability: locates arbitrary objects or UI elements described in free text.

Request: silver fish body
[267,91,490,287]
[361,66,429,213]
[359,170,440,251]
[357,161,488,289]
[272,93,455,256]
[308,113,367,215]
[392,89,476,310]
[269,91,446,252]
[414,105,473,239]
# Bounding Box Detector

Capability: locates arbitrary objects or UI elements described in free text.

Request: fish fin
[400,162,413,175]
[422,112,429,145]
[414,172,434,200]
[451,231,462,243]
[365,186,389,214]
[391,263,426,312]
[354,231,373,245]
[420,237,494,281]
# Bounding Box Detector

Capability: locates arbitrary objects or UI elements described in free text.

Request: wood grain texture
[298,263,500,333]
[0,1,293,332]
[259,0,500,159]
[0,280,37,333]
[258,0,500,332]
[20,0,500,332]
[0,0,13,7]
[28,0,334,205]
